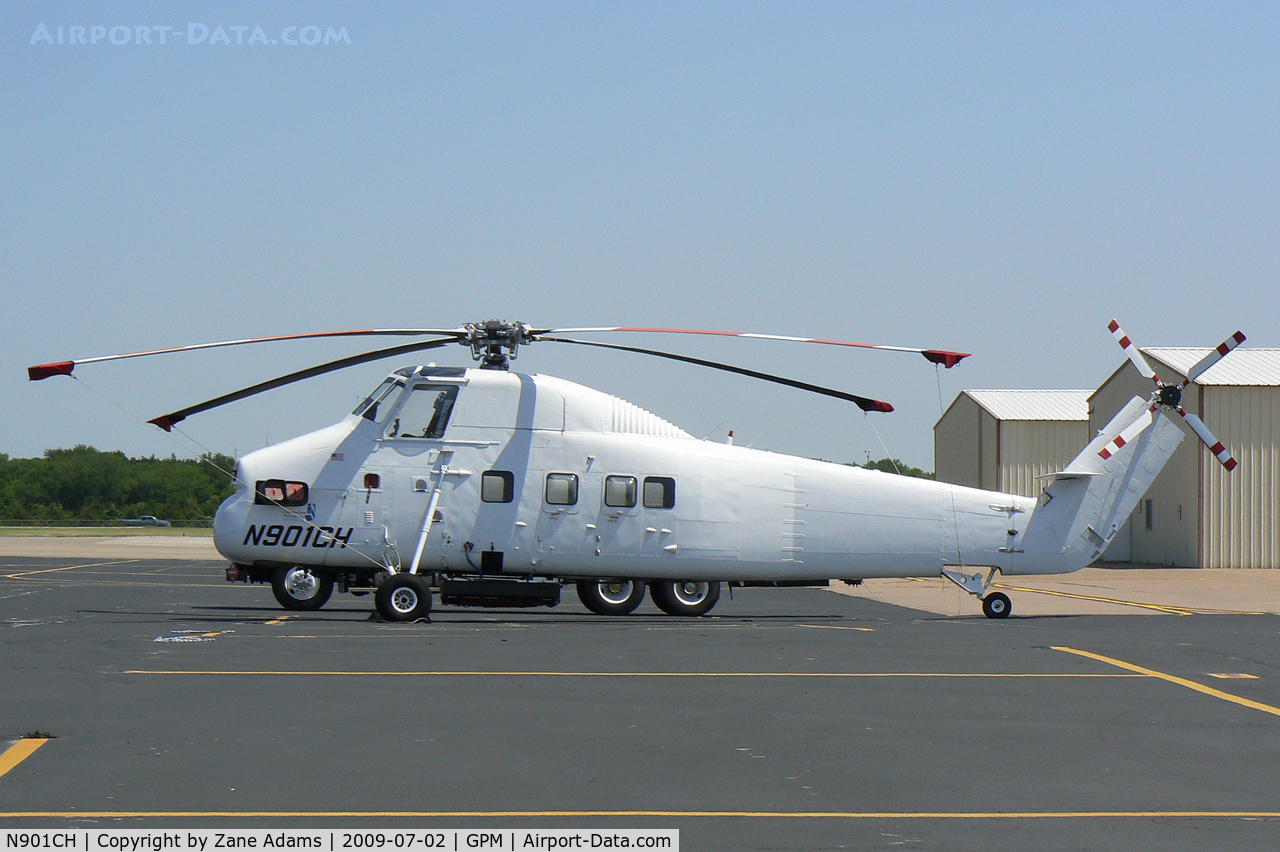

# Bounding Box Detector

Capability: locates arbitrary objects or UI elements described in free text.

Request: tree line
[0,446,236,521]
[0,446,931,523]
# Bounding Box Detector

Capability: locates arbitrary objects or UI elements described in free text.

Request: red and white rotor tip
[1178,408,1238,471]
[1107,319,1158,382]
[1097,408,1154,461]
[1184,330,1247,384]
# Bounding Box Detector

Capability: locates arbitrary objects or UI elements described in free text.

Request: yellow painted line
[4,559,136,579]
[0,739,49,779]
[1,809,1279,819]
[995,584,1197,615]
[123,669,1140,678]
[1054,646,1280,718]
[264,615,291,625]
[797,624,875,632]
[1208,673,1259,679]
[996,584,1266,616]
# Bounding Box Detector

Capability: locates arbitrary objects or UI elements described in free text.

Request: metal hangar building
[934,390,1091,499]
[1089,347,1280,568]
[936,348,1280,568]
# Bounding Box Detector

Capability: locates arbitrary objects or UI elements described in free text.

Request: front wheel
[982,592,1011,619]
[375,573,432,622]
[271,566,334,611]
[577,579,646,615]
[649,580,720,617]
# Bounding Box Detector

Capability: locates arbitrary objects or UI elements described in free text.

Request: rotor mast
[464,320,535,370]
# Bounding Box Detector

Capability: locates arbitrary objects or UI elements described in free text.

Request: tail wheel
[650,580,720,617]
[982,592,1011,619]
[270,566,334,611]
[576,579,646,615]
[375,573,432,622]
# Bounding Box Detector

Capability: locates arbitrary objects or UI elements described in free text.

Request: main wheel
[982,592,1011,619]
[576,579,646,615]
[649,580,720,617]
[271,566,334,611]
[375,573,432,622]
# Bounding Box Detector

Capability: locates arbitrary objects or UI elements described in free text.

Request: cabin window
[386,385,458,439]
[643,476,676,509]
[545,473,579,506]
[604,475,637,508]
[353,378,404,422]
[482,470,515,504]
[255,479,309,507]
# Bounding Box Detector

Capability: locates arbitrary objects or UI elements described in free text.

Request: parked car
[121,515,172,527]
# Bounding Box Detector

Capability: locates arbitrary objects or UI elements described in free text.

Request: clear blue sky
[4,2,1277,470]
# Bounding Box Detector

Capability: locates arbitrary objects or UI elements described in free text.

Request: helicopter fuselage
[212,366,1066,593]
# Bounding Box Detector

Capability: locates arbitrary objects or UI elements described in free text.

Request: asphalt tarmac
[3,547,1280,851]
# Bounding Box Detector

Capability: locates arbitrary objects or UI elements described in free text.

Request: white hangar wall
[935,390,1091,499]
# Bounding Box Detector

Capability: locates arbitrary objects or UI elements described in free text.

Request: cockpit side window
[353,379,405,423]
[386,385,459,439]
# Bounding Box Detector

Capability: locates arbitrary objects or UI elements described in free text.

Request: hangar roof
[962,389,1091,421]
[1143,348,1280,386]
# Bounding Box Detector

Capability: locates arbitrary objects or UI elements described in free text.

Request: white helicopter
[29,319,1241,622]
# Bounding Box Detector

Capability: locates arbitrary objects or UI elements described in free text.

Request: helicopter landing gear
[649,580,720,616]
[981,592,1011,619]
[576,579,647,615]
[271,566,334,611]
[941,567,1012,619]
[375,573,433,622]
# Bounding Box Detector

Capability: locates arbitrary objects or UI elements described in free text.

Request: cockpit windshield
[386,385,458,440]
[353,378,405,423]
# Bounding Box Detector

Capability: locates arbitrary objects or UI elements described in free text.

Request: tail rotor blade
[1097,407,1155,461]
[1184,330,1246,384]
[1108,319,1158,382]
[1177,408,1237,471]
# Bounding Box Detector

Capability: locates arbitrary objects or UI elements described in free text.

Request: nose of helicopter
[212,478,250,562]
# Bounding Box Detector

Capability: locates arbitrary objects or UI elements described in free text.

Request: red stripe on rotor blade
[1210,442,1225,455]
[1224,458,1238,471]
[28,361,75,380]
[922,350,969,368]
[1118,335,1132,349]
[1107,320,1120,333]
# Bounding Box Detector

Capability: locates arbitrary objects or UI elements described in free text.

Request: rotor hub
[1156,383,1182,408]
[463,320,535,370]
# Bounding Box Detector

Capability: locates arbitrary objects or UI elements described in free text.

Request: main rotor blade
[1183,330,1247,384]
[147,338,458,431]
[537,326,969,368]
[538,336,894,413]
[1176,407,1237,471]
[29,328,466,381]
[1107,319,1158,382]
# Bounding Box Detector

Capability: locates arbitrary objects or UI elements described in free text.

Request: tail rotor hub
[1156,384,1182,409]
